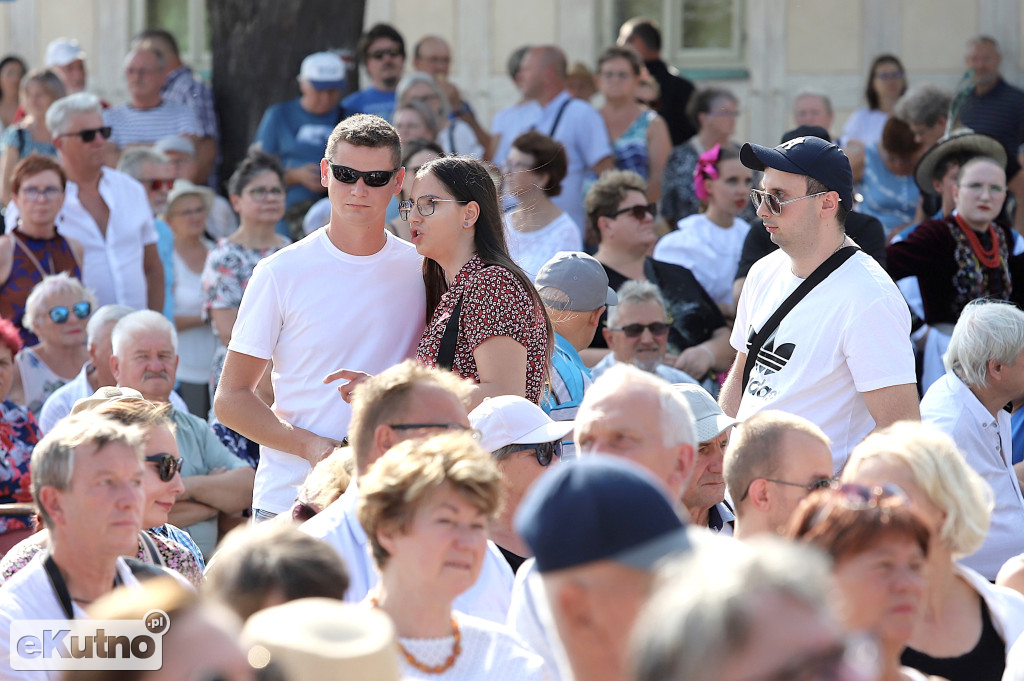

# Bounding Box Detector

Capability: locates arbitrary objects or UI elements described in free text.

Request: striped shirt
[960,77,1024,177]
[103,100,199,148]
[162,65,218,139]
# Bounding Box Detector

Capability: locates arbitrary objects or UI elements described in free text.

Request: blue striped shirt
[103,100,199,148]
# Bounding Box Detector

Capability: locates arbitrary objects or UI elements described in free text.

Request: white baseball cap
[299,51,345,91]
[45,38,86,67]
[470,395,574,453]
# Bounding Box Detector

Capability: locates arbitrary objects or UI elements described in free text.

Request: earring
[464,221,469,227]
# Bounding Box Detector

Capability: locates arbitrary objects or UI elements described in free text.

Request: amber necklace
[371,596,462,674]
[954,213,1002,269]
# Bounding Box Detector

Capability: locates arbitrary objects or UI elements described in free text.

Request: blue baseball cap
[515,456,691,573]
[740,135,854,209]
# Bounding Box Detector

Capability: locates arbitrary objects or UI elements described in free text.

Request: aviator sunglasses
[48,301,91,324]
[327,162,400,187]
[146,453,184,482]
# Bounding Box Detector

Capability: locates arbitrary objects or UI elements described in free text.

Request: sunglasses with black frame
[326,162,400,187]
[495,440,563,467]
[58,126,113,143]
[146,453,184,482]
[607,202,657,221]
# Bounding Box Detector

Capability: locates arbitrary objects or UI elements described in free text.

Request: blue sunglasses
[49,301,91,324]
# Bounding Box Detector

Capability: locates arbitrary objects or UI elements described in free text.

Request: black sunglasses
[498,441,563,467]
[327,162,399,187]
[607,321,670,338]
[60,126,113,143]
[146,453,184,482]
[609,202,657,220]
[49,301,91,324]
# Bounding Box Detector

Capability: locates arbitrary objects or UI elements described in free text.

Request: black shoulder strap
[123,557,169,582]
[741,247,858,393]
[43,553,75,619]
[16,127,26,158]
[548,97,572,137]
[437,295,464,371]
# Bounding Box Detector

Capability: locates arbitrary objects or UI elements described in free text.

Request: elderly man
[103,44,199,166]
[535,251,616,424]
[721,133,919,471]
[921,299,1024,580]
[0,414,147,680]
[894,84,952,152]
[44,38,89,94]
[412,34,490,153]
[301,360,515,623]
[4,93,164,311]
[111,310,253,558]
[673,383,739,533]
[591,280,698,385]
[723,410,834,540]
[516,455,694,681]
[792,90,834,133]
[470,395,574,572]
[343,23,406,119]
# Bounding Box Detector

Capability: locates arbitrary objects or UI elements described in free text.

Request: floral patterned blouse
[0,528,203,587]
[416,255,548,404]
[0,399,41,535]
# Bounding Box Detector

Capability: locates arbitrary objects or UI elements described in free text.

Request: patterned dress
[0,230,81,346]
[611,109,658,178]
[416,255,548,404]
[0,399,41,536]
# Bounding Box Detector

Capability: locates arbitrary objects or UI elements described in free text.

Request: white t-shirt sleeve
[227,261,281,361]
[843,294,916,392]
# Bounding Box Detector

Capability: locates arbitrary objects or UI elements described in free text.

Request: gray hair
[394,99,440,139]
[125,45,166,72]
[111,309,178,358]
[579,363,696,451]
[946,299,1024,388]
[22,68,67,101]
[967,35,1000,53]
[31,413,146,529]
[793,89,832,116]
[86,304,135,347]
[607,279,665,327]
[396,71,451,121]
[45,92,102,136]
[631,539,831,681]
[23,272,97,333]
[117,146,169,179]
[893,84,952,127]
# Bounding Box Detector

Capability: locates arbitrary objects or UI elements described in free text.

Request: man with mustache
[110,309,254,559]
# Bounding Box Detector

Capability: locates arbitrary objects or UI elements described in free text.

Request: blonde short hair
[357,432,502,569]
[843,421,992,557]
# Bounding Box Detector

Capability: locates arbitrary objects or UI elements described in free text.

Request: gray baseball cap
[535,251,617,312]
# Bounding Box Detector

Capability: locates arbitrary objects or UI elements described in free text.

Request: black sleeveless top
[900,595,1005,681]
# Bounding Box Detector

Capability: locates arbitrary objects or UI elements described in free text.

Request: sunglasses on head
[61,126,112,143]
[49,301,91,324]
[327,162,399,187]
[498,441,563,467]
[607,321,670,338]
[146,453,184,482]
[608,202,657,220]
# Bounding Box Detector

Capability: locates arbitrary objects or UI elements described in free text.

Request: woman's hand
[324,368,373,404]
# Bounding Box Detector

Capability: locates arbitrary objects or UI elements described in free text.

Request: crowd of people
[0,15,1023,681]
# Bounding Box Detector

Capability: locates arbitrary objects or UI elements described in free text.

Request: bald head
[413,35,451,77]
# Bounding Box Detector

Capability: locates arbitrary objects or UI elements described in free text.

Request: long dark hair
[865,54,906,110]
[0,55,27,101]
[419,155,553,358]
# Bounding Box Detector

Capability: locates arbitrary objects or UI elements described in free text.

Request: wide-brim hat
[166,179,214,213]
[913,128,1007,196]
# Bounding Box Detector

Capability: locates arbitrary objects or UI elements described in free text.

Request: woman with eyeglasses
[404,155,551,407]
[202,150,289,466]
[388,138,444,241]
[0,397,204,587]
[8,272,92,415]
[0,68,66,205]
[787,484,932,681]
[0,317,42,554]
[887,155,1022,391]
[842,54,908,182]
[358,432,547,680]
[584,169,734,385]
[842,421,1024,681]
[397,72,483,159]
[0,156,82,347]
[503,131,581,281]
[596,46,671,203]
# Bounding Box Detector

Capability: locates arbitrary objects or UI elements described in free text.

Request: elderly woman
[165,179,217,417]
[0,155,82,346]
[887,155,1023,390]
[0,396,204,586]
[586,170,734,382]
[0,68,66,204]
[0,318,41,554]
[357,432,547,679]
[9,272,93,414]
[397,71,483,158]
[393,99,440,144]
[842,421,1024,681]
[788,485,931,681]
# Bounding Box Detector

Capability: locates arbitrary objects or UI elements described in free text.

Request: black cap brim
[740,142,812,177]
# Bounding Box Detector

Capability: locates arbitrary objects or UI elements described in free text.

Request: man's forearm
[168,499,218,527]
[182,468,254,514]
[215,383,327,462]
[718,352,745,417]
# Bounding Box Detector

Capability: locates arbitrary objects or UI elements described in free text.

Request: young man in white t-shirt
[718,135,919,470]
[215,114,426,519]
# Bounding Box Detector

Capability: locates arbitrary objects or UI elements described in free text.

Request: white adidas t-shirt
[654,213,750,305]
[230,228,426,512]
[730,248,915,470]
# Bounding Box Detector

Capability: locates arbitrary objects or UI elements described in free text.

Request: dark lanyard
[43,553,123,620]
[531,97,572,137]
